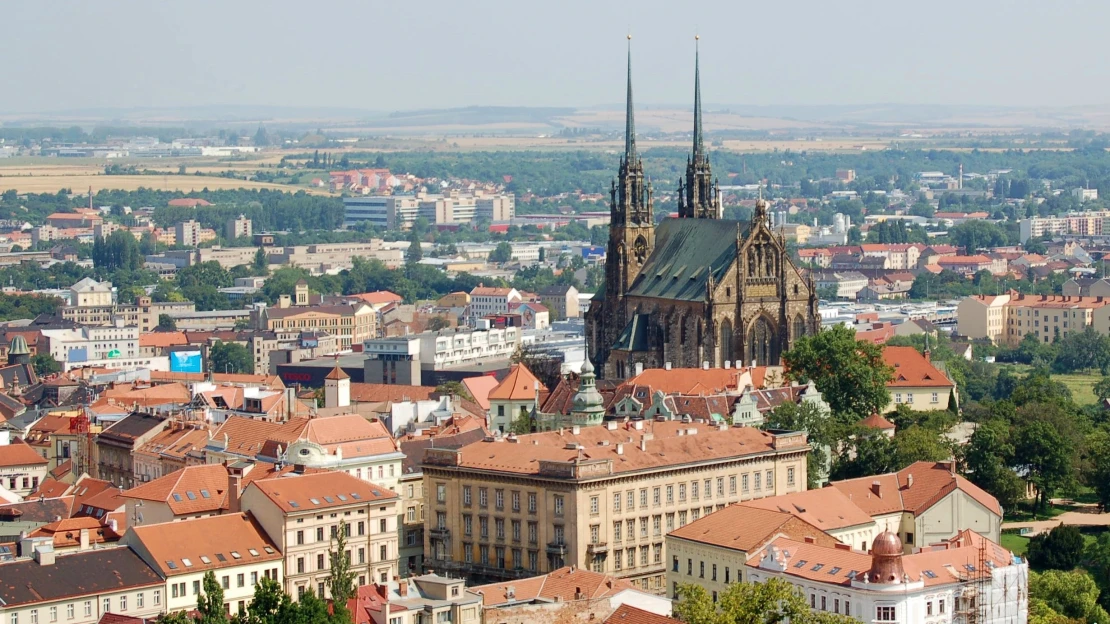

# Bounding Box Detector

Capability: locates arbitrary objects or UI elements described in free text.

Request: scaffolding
[956,540,990,624]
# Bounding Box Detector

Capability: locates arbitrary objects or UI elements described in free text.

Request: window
[463,543,473,563]
[613,492,622,512]
[193,580,201,595]
[666,513,674,531]
[316,527,325,542]
[222,576,230,589]
[640,546,648,566]
[932,392,939,403]
[380,518,387,533]
[834,599,840,614]
[821,596,826,611]
[496,518,505,539]
[742,474,749,493]
[67,604,75,620]
[237,573,245,588]
[463,486,472,506]
[479,488,488,507]
[528,550,538,571]
[691,481,699,500]
[704,479,712,498]
[653,486,661,506]
[679,484,686,502]
[317,554,326,570]
[654,543,662,564]
[528,521,538,544]
[876,606,896,621]
[380,545,388,561]
[653,515,661,535]
[437,484,447,503]
[927,602,933,616]
[153,590,161,606]
[712,563,718,581]
[787,467,796,486]
[251,571,259,586]
[495,489,504,510]
[725,566,731,583]
[939,600,945,614]
[590,496,599,514]
[679,511,687,526]
[297,557,305,573]
[626,519,634,540]
[103,598,110,614]
[627,548,635,568]
[48,607,56,623]
[554,525,565,544]
[554,495,564,516]
[83,603,91,618]
[296,530,305,545]
[717,477,724,496]
[512,491,520,511]
[640,489,648,508]
[666,485,674,504]
[754,472,761,491]
[512,519,521,541]
[480,545,490,565]
[614,521,622,543]
[700,561,705,577]
[590,525,600,543]
[480,517,488,538]
[845,602,850,617]
[10,614,16,624]
[30,611,37,624]
[407,507,416,522]
[528,492,537,513]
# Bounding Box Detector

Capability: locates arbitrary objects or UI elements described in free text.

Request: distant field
[0,173,332,195]
[1000,363,1100,405]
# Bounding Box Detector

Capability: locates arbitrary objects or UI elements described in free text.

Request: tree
[489,241,513,264]
[1085,532,1110,612]
[208,341,254,375]
[675,578,856,624]
[892,425,951,467]
[963,419,1027,512]
[507,407,533,435]
[30,353,61,376]
[157,314,177,331]
[1015,418,1074,511]
[763,400,833,488]
[1028,525,1086,571]
[426,316,450,331]
[1085,428,1110,511]
[197,570,228,624]
[242,577,292,624]
[783,326,893,421]
[177,261,233,290]
[1096,377,1110,403]
[327,527,356,624]
[830,428,898,480]
[405,232,423,265]
[252,247,270,276]
[1030,569,1110,624]
[435,381,473,401]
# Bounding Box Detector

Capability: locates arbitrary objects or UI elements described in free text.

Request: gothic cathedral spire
[678,35,721,219]
[624,35,637,166]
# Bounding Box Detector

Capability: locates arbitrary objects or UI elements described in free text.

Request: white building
[40,323,139,364]
[747,530,1027,624]
[1073,187,1099,202]
[468,286,521,318]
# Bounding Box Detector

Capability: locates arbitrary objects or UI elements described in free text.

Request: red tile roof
[473,566,638,606]
[122,464,230,515]
[740,487,876,532]
[668,504,832,553]
[882,346,954,388]
[348,383,438,404]
[247,470,397,513]
[830,461,1001,517]
[488,364,546,401]
[0,441,47,468]
[124,512,281,576]
[859,413,896,430]
[604,605,681,624]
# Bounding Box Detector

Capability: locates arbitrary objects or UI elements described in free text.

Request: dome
[871,531,903,556]
[9,335,29,356]
[580,356,595,375]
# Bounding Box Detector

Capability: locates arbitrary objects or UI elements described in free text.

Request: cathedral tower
[596,37,655,369]
[678,37,721,219]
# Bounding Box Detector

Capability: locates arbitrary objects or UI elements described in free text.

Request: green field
[1000,533,1029,555]
[1000,364,1101,405]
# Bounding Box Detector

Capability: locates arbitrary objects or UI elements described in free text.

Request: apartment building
[241,471,400,598]
[226,215,252,239]
[468,286,521,317]
[347,575,483,624]
[859,244,921,270]
[0,441,49,498]
[1018,211,1110,242]
[421,421,809,592]
[343,192,514,230]
[63,286,195,334]
[0,546,165,624]
[122,512,283,614]
[958,292,1110,347]
[40,323,139,364]
[256,298,376,349]
[94,412,168,488]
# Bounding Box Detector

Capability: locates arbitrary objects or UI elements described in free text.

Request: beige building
[347,574,483,624]
[63,288,195,334]
[881,346,957,413]
[0,546,166,624]
[256,286,376,349]
[959,292,1110,347]
[421,421,809,593]
[241,470,400,599]
[0,441,49,498]
[122,512,284,614]
[487,364,546,433]
[538,285,580,320]
[227,215,252,240]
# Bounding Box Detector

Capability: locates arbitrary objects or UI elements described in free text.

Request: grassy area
[1001,533,1029,555]
[1005,503,1070,523]
[997,363,1101,405]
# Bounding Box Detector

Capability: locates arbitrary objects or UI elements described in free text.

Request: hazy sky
[6,0,1110,114]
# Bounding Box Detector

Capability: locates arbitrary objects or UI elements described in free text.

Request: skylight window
[323,496,335,504]
[264,547,274,554]
[231,551,241,559]
[846,570,858,579]
[215,553,227,562]
[351,493,362,500]
[181,558,193,567]
[186,491,197,501]
[793,560,809,568]
[200,556,211,564]
[310,498,321,505]
[337,494,348,501]
[828,567,841,575]
[172,494,183,502]
[289,501,299,508]
[200,490,210,499]
[248,549,260,557]
[811,563,824,572]
[923,570,937,579]
[965,564,977,572]
[166,561,178,570]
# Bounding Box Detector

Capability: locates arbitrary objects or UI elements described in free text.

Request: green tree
[157,314,178,331]
[1015,418,1074,511]
[208,341,254,375]
[197,570,228,624]
[30,353,62,376]
[489,241,513,264]
[1085,428,1110,511]
[435,381,473,401]
[159,612,193,624]
[508,407,533,435]
[675,578,856,624]
[252,247,270,275]
[963,419,1027,512]
[830,428,899,480]
[327,527,356,624]
[1030,569,1110,624]
[405,232,424,265]
[763,400,833,488]
[295,590,331,624]
[783,325,893,421]
[892,425,951,467]
[177,261,233,290]
[1028,524,1086,571]
[1095,377,1110,403]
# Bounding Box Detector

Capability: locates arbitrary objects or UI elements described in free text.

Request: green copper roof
[625,218,746,302]
[612,313,651,352]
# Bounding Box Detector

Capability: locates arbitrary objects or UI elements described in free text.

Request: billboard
[169,349,203,373]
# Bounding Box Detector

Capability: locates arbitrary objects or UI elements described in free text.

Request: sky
[5,0,1110,114]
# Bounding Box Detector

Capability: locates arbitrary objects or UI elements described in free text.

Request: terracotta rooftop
[739,487,876,532]
[460,375,500,410]
[669,504,830,553]
[247,470,397,514]
[138,332,188,348]
[858,413,896,430]
[830,461,1001,517]
[133,425,209,462]
[27,516,122,549]
[123,464,230,515]
[426,421,807,477]
[0,441,47,468]
[124,512,281,576]
[348,383,438,404]
[882,346,954,388]
[472,566,638,607]
[604,605,681,624]
[488,364,546,401]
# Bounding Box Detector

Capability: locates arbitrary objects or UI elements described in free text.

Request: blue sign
[170,350,203,373]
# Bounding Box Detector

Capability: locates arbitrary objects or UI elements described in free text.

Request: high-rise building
[226,214,252,239]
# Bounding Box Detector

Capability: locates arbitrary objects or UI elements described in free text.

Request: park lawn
[1054,372,1100,405]
[1000,533,1029,555]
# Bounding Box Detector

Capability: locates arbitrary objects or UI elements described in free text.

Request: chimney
[634,362,643,376]
[228,471,243,514]
[664,362,671,371]
[293,464,306,475]
[639,438,647,452]
[724,360,731,369]
[398,579,408,598]
[907,474,914,489]
[835,543,852,551]
[616,443,623,455]
[702,361,710,370]
[871,481,882,498]
[377,584,389,600]
[79,528,90,551]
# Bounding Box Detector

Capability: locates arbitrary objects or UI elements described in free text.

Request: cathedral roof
[625,218,748,302]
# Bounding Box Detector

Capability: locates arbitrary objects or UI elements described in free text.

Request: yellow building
[437,292,471,308]
[241,471,400,599]
[882,346,956,413]
[421,421,809,593]
[958,292,1110,347]
[257,298,376,349]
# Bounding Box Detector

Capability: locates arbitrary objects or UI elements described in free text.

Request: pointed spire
[693,34,704,159]
[624,34,637,164]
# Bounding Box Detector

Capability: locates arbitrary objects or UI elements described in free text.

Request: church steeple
[624,35,637,165]
[678,35,720,220]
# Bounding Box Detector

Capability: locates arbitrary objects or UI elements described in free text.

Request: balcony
[586,542,609,555]
[546,541,568,557]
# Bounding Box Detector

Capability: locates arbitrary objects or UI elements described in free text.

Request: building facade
[421,421,809,593]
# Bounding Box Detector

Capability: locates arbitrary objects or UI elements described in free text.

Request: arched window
[746,316,779,367]
[720,318,734,365]
[793,315,807,342]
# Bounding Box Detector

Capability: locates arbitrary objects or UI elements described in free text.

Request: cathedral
[586,41,819,379]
